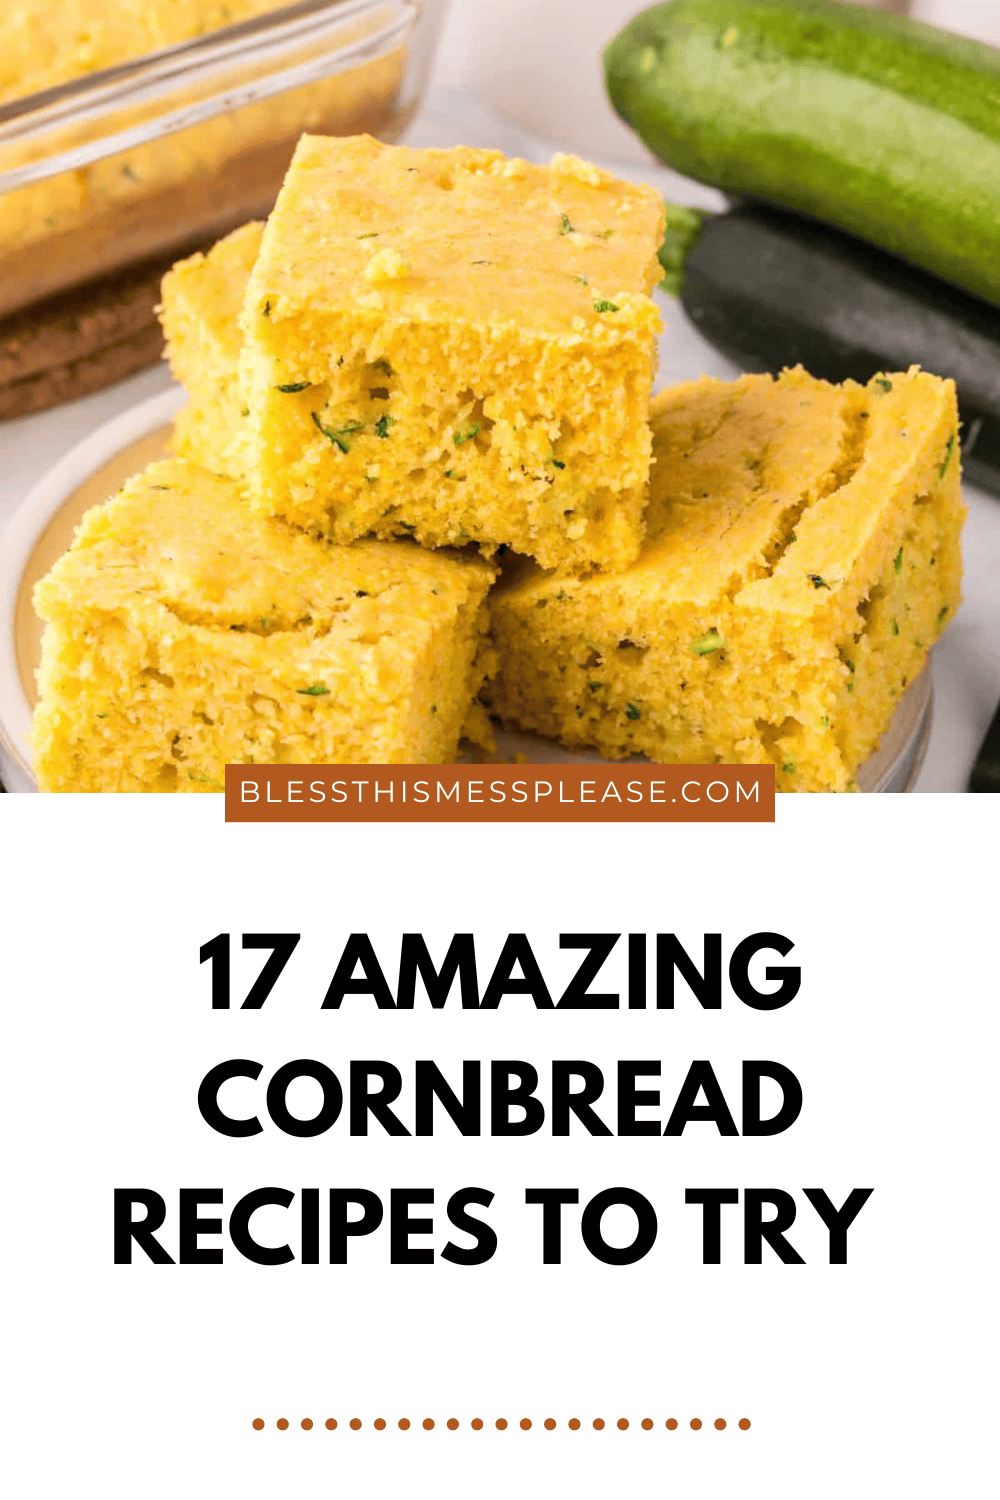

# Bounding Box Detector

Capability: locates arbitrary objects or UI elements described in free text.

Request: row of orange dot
[254,1417,750,1432]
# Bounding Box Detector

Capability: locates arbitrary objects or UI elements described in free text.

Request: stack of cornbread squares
[32,135,965,793]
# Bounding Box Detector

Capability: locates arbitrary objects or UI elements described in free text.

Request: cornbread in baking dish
[1,3,291,104]
[484,368,964,793]
[0,9,407,318]
[161,221,264,481]
[32,459,496,792]
[238,134,665,571]
[2,3,294,104]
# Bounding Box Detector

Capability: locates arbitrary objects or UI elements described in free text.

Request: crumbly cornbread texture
[32,459,495,791]
[484,368,964,792]
[161,221,264,480]
[239,135,665,571]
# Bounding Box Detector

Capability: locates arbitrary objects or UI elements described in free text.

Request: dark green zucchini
[970,700,1000,792]
[606,0,1000,307]
[667,203,1000,497]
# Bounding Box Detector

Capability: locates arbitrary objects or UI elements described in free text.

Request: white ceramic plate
[0,385,932,793]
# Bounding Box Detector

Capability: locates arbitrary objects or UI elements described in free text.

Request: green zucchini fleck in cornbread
[32,458,495,791]
[237,134,665,573]
[483,367,964,792]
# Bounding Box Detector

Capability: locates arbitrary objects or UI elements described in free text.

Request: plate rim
[0,385,185,788]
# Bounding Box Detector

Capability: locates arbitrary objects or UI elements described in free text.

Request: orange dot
[374,1419,386,1431]
[714,1418,726,1431]
[739,1418,751,1431]
[617,1418,629,1431]
[252,1419,265,1431]
[690,1418,702,1431]
[447,1419,459,1431]
[641,1419,653,1431]
[496,1418,508,1431]
[350,1419,362,1431]
[301,1419,313,1431]
[276,1419,289,1432]
[544,1419,557,1431]
[471,1419,483,1431]
[398,1419,410,1431]
[568,1418,581,1431]
[423,1419,434,1431]
[325,1419,337,1431]
[520,1418,531,1431]
[593,1418,605,1431]
[666,1419,678,1431]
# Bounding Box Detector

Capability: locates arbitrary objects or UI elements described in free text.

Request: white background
[2,796,996,1497]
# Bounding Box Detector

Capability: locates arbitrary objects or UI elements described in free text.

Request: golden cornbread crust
[32,459,496,791]
[239,135,665,572]
[161,222,264,480]
[484,368,964,793]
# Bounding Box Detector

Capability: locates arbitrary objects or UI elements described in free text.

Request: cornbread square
[161,221,264,480]
[32,459,495,792]
[484,368,964,793]
[239,134,665,571]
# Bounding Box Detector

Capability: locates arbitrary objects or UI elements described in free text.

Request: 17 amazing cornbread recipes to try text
[30,135,965,792]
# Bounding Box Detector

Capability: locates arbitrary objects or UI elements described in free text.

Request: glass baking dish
[0,0,446,320]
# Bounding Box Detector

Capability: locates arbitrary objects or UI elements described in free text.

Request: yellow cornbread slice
[239,135,665,572]
[161,221,264,480]
[32,459,495,792]
[484,368,964,793]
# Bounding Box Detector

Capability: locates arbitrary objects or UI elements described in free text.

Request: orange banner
[224,765,774,822]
